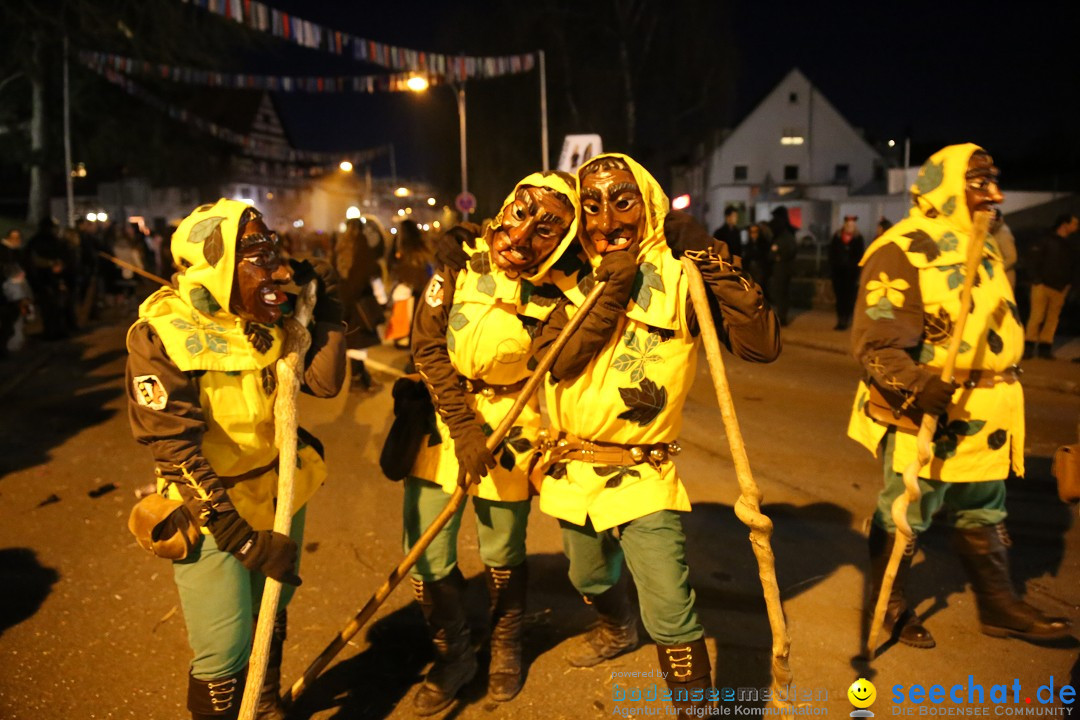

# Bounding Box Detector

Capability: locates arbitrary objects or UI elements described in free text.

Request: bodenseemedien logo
[849,678,877,718]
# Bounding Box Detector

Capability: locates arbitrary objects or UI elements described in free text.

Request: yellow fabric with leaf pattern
[847,144,1025,482]
[140,199,321,530]
[410,173,580,502]
[539,154,696,532]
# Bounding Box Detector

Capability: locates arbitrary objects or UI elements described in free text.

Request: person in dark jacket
[26,217,72,340]
[1024,213,1077,359]
[828,214,865,330]
[333,218,385,389]
[712,205,741,250]
[767,206,798,326]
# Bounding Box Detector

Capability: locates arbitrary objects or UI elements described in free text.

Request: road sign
[558,134,603,172]
[455,192,477,214]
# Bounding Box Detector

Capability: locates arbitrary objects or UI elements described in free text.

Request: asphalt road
[0,320,1077,719]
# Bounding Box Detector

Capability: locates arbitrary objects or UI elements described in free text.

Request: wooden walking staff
[680,254,794,705]
[864,211,992,659]
[282,279,609,708]
[238,280,318,720]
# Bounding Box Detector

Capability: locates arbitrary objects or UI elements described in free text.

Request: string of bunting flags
[178,0,536,82]
[81,59,388,165]
[79,51,443,93]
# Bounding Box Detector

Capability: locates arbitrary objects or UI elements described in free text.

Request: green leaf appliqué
[915,159,944,195]
[190,286,221,315]
[631,263,665,311]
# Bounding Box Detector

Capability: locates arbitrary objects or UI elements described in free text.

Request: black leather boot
[188,668,245,720]
[486,563,527,701]
[867,523,935,649]
[656,638,713,718]
[1022,341,1036,360]
[411,568,478,715]
[952,524,1071,641]
[1037,343,1056,360]
[255,610,288,720]
[567,573,640,668]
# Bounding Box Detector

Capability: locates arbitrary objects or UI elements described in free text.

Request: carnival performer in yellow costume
[848,144,1069,647]
[534,154,780,717]
[405,171,579,714]
[125,199,345,720]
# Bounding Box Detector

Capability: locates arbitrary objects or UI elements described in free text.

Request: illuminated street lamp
[339,160,354,172]
[427,197,436,206]
[346,206,361,219]
[406,74,429,92]
[394,187,411,198]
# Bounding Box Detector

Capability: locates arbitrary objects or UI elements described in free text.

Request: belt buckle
[582,441,596,463]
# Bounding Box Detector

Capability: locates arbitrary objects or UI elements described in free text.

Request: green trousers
[874,431,1007,534]
[172,505,306,680]
[559,510,704,645]
[402,476,530,581]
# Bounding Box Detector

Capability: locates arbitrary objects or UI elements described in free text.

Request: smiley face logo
[848,678,876,709]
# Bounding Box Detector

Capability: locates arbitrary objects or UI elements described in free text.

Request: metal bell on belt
[629,447,645,463]
[649,447,666,464]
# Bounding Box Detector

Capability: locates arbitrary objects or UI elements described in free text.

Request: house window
[784,165,799,181]
[789,92,798,104]
[834,164,850,183]
[733,165,748,181]
[780,128,804,145]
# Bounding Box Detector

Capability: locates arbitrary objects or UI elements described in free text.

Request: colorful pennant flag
[179,0,536,81]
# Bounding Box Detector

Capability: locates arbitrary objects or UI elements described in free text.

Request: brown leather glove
[915,376,958,416]
[290,258,343,325]
[451,423,496,488]
[594,250,638,309]
[664,210,722,259]
[697,255,763,320]
[208,510,302,586]
[434,222,482,272]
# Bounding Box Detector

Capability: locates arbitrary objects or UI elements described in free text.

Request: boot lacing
[664,646,693,679]
[208,677,238,712]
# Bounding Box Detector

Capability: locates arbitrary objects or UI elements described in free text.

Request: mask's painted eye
[513,205,525,220]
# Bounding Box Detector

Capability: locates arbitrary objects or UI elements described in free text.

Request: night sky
[256,0,1076,192]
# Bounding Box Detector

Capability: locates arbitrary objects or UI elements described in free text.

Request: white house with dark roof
[673,68,889,244]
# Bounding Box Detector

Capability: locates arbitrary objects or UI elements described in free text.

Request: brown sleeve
[685,241,782,363]
[411,269,476,438]
[125,322,234,515]
[531,292,627,382]
[851,243,934,396]
[302,320,346,398]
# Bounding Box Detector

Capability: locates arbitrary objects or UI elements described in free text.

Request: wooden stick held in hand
[864,211,992,659]
[681,253,794,706]
[283,279,610,708]
[238,280,317,720]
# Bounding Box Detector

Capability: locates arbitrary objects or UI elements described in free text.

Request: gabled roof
[723,67,879,159]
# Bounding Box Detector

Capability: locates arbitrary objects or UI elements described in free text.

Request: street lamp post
[454,83,469,220]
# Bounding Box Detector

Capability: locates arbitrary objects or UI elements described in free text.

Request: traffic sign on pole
[455,192,477,215]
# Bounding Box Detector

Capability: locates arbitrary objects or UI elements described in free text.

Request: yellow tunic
[847,144,1025,482]
[538,153,698,532]
[139,199,325,530]
[411,172,579,502]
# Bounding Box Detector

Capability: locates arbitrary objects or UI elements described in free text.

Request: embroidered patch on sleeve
[425,273,445,308]
[134,374,169,410]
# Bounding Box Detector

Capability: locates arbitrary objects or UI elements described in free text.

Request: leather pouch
[865,380,921,433]
[128,494,202,560]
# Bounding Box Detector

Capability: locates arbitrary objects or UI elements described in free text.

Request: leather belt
[542,431,682,469]
[219,458,279,488]
[947,365,1022,389]
[458,375,528,398]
